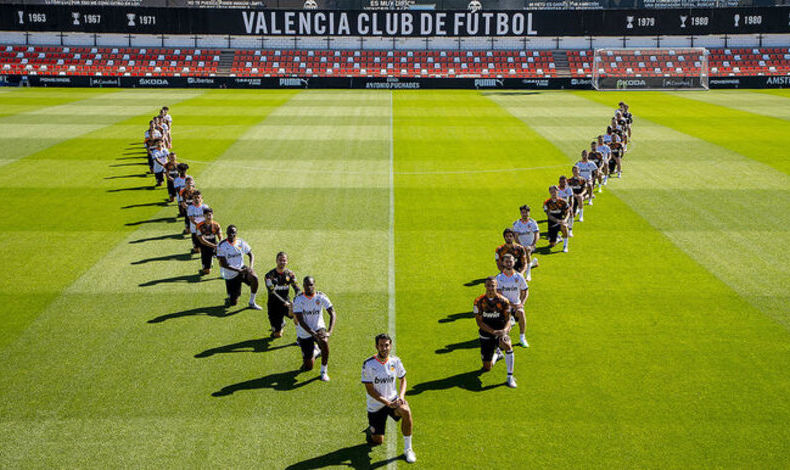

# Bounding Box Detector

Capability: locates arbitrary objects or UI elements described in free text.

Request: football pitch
[1,87,789,468]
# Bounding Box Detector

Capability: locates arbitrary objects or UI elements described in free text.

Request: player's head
[581,150,588,160]
[177,163,189,175]
[502,253,515,270]
[226,225,237,242]
[168,152,176,161]
[558,175,567,186]
[572,166,580,176]
[303,276,316,295]
[607,126,613,134]
[597,135,604,143]
[162,106,169,113]
[519,204,530,219]
[375,334,392,358]
[203,207,213,221]
[484,276,497,296]
[549,185,558,197]
[276,251,288,268]
[193,190,202,203]
[502,227,515,243]
[590,141,597,150]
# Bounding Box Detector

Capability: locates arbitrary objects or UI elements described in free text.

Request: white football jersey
[495,271,528,305]
[216,238,251,280]
[512,218,539,247]
[173,176,189,201]
[597,144,611,159]
[556,185,574,203]
[186,203,208,233]
[152,148,168,172]
[293,292,333,339]
[575,161,598,180]
[361,355,406,412]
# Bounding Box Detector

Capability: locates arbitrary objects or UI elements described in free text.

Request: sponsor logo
[89,77,120,87]
[365,78,420,89]
[235,78,262,86]
[481,312,501,318]
[72,12,80,25]
[278,78,309,88]
[616,79,646,89]
[139,78,169,86]
[767,76,790,85]
[571,78,592,86]
[521,78,549,87]
[662,78,695,88]
[127,13,136,27]
[709,78,740,85]
[40,76,72,83]
[374,376,395,384]
[474,78,503,89]
[187,77,215,85]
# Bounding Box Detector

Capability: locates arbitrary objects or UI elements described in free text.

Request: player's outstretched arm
[326,307,336,336]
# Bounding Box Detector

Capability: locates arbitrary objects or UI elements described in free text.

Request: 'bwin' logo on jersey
[374,376,395,384]
[481,312,500,318]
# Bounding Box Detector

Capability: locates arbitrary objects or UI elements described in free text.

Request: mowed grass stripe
[582,91,790,176]
[668,89,790,121]
[479,90,790,466]
[0,90,398,467]
[572,90,790,328]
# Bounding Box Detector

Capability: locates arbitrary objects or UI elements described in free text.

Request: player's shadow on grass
[125,216,178,226]
[212,369,319,396]
[139,273,218,287]
[104,173,148,180]
[533,245,556,255]
[122,201,170,209]
[107,185,156,193]
[285,443,400,469]
[109,162,148,168]
[129,233,184,244]
[438,311,474,323]
[131,252,193,265]
[463,278,487,287]
[435,339,478,354]
[195,337,296,358]
[148,304,244,323]
[406,369,503,395]
[115,155,147,160]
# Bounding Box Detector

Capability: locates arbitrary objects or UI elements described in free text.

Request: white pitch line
[179,158,567,176]
[386,90,398,466]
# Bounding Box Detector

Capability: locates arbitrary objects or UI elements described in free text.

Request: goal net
[592,48,709,91]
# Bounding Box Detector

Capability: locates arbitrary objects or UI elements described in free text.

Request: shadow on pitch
[435,339,478,355]
[107,185,156,193]
[406,369,503,395]
[104,173,148,180]
[125,216,178,226]
[115,155,147,160]
[139,273,218,287]
[438,311,474,324]
[131,252,193,265]
[212,369,319,396]
[148,304,245,323]
[109,162,148,168]
[285,443,401,470]
[195,337,296,358]
[463,278,487,287]
[129,233,184,244]
[122,201,170,209]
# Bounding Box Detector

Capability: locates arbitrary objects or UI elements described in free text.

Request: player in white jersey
[216,225,261,310]
[291,276,336,381]
[574,150,598,206]
[186,191,209,254]
[556,176,575,236]
[361,333,416,463]
[511,205,540,281]
[151,140,168,187]
[596,135,611,186]
[496,254,529,348]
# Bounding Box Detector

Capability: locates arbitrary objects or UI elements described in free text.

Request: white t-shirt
[216,238,251,280]
[151,148,168,172]
[575,161,598,180]
[556,185,574,203]
[512,218,539,247]
[597,144,611,160]
[361,355,406,412]
[173,176,189,201]
[186,203,208,233]
[495,271,528,306]
[292,292,333,339]
[163,114,172,126]
[603,134,612,144]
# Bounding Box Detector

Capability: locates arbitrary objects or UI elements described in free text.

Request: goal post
[592,48,709,91]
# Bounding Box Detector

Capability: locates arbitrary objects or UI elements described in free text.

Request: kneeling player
[292,277,335,381]
[496,254,529,348]
[362,334,416,463]
[474,277,516,388]
[216,225,261,310]
[543,186,570,253]
[264,252,301,338]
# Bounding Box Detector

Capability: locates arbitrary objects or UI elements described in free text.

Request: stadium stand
[2,45,790,79]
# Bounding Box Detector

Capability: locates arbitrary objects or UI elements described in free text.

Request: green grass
[0,88,789,468]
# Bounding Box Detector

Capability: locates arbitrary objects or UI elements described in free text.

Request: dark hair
[519,204,530,212]
[203,207,213,215]
[276,251,287,259]
[162,106,169,111]
[559,175,567,180]
[503,227,515,237]
[193,190,202,197]
[227,224,237,234]
[485,276,497,283]
[303,276,315,285]
[375,333,392,346]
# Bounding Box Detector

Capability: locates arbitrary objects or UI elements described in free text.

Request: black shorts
[297,332,324,359]
[267,303,289,331]
[367,405,401,435]
[225,270,251,300]
[547,222,561,243]
[479,334,500,362]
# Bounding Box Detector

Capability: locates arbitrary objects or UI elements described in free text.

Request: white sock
[492,348,500,365]
[525,265,532,278]
[404,435,412,451]
[249,293,256,303]
[505,350,514,376]
[320,364,327,374]
[563,239,569,250]
[520,334,526,342]
[579,208,584,219]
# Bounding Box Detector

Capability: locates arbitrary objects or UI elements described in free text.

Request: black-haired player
[264,252,301,338]
[473,277,516,388]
